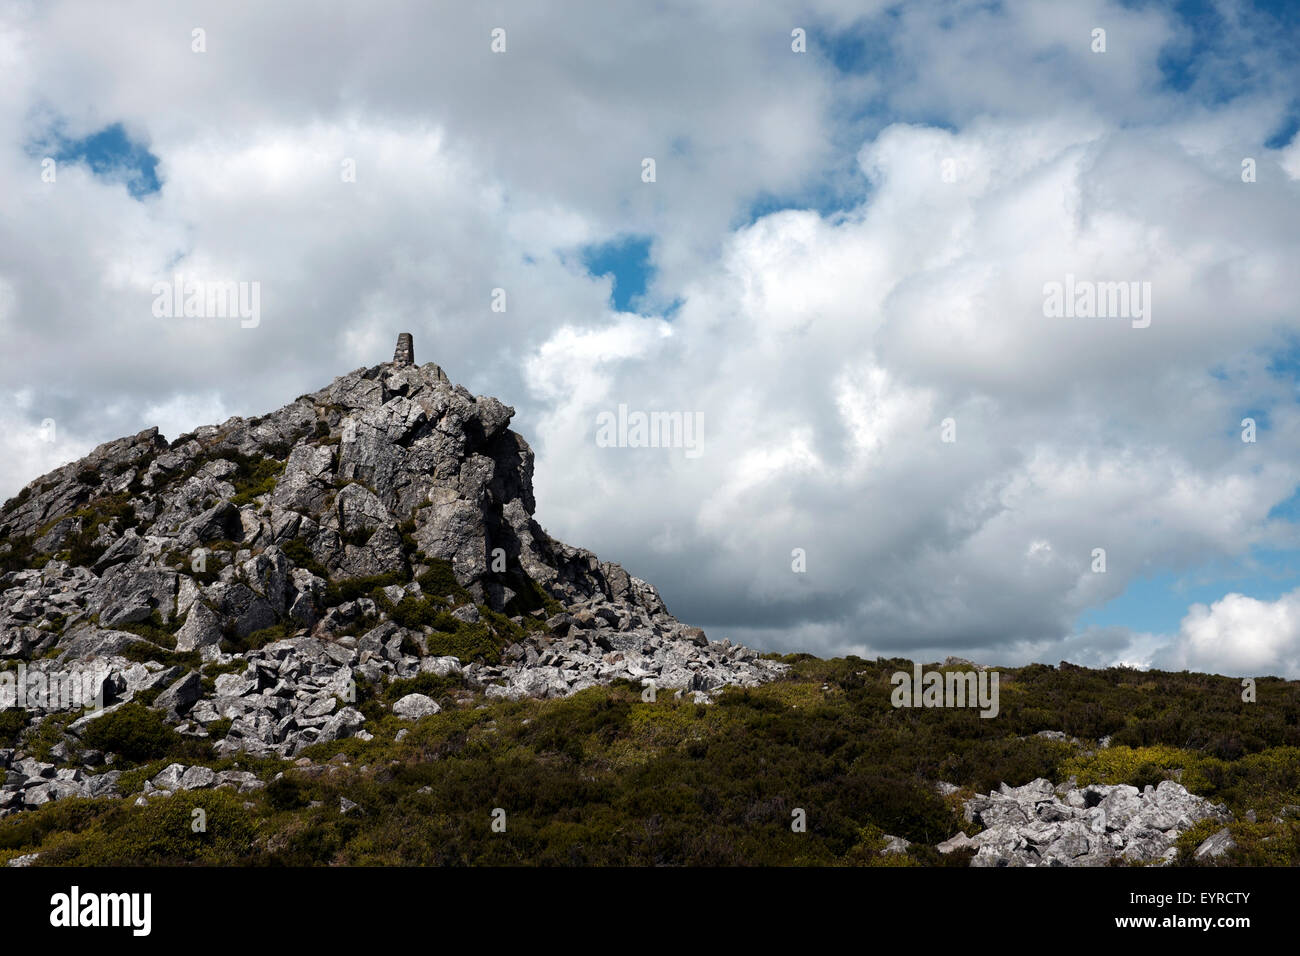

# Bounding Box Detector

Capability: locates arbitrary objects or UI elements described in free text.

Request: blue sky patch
[52,122,161,199]
[811,15,899,76]
[1267,487,1300,522]
[1154,0,1300,107]
[1264,110,1299,150]
[1079,545,1300,635]
[1266,336,1300,386]
[581,235,653,312]
[740,180,867,229]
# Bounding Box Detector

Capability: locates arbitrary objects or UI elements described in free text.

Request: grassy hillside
[3,655,1298,866]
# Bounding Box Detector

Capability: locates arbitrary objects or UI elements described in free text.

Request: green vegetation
[13,790,260,865]
[2,653,1298,867]
[115,612,181,647]
[78,703,211,765]
[118,642,201,672]
[0,708,27,748]
[379,671,462,707]
[374,592,448,630]
[0,536,38,575]
[164,539,240,585]
[221,621,298,655]
[355,582,507,664]
[258,539,551,668]
[228,453,286,507]
[24,711,82,762]
[199,660,247,697]
[139,445,289,505]
[49,493,139,568]
[280,539,328,579]
[502,572,564,618]
[478,604,547,643]
[110,614,210,670]
[323,571,406,607]
[423,619,506,665]
[0,483,33,515]
[414,556,471,603]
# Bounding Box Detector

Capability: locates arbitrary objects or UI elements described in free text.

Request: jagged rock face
[1,357,665,628]
[0,348,786,786]
[952,778,1231,866]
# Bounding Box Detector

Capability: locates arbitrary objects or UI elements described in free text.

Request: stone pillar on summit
[393,332,415,367]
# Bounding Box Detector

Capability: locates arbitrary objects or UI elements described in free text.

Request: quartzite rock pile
[0,334,785,816]
[939,777,1232,866]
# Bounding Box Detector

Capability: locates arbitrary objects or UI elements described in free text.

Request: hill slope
[2,655,1298,866]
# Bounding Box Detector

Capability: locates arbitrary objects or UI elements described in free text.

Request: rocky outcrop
[0,335,727,633]
[0,755,265,813]
[952,777,1232,866]
[0,750,122,812]
[484,610,772,700]
[0,334,786,816]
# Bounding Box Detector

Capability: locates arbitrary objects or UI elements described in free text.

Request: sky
[1,0,1299,677]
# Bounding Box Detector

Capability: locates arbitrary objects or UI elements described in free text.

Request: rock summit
[0,334,785,777]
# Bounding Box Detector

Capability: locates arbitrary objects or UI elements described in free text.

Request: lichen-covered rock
[392,693,440,720]
[950,777,1232,866]
[1194,827,1236,861]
